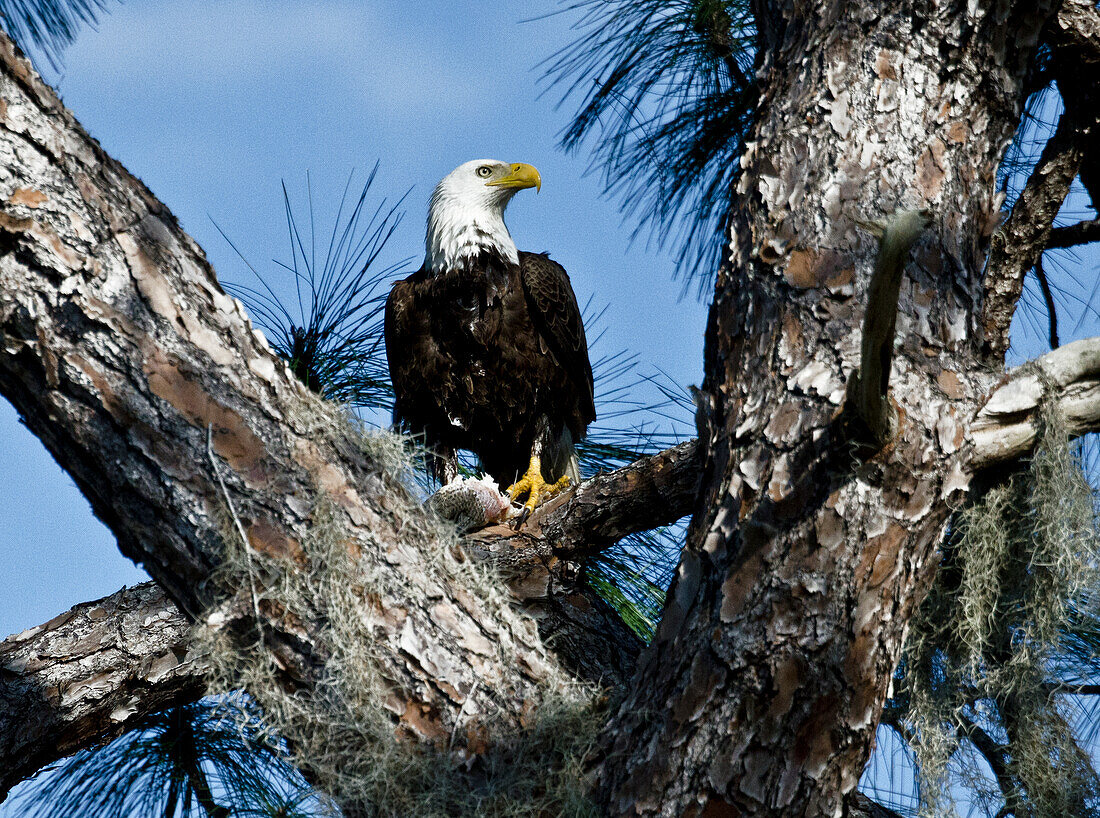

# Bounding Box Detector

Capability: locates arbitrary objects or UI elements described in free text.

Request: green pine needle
[543,0,757,293]
[22,695,317,818]
[216,166,410,411]
[0,0,110,68]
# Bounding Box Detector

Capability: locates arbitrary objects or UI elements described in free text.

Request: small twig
[449,680,481,750]
[847,209,930,447]
[1034,257,1060,349]
[1047,682,1100,696]
[206,424,264,645]
[957,711,1020,814]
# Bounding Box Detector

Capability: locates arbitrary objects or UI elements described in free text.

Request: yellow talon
[507,455,571,524]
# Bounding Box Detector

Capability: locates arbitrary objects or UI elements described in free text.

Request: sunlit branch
[972,336,1100,468]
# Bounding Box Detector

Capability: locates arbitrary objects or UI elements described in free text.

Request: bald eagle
[384,160,595,518]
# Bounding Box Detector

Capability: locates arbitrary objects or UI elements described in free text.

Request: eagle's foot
[507,456,570,527]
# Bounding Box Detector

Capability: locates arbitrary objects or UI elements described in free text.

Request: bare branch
[0,458,685,800]
[1046,682,1100,696]
[469,440,700,562]
[0,583,205,800]
[981,0,1099,354]
[431,442,697,684]
[957,712,1022,816]
[0,431,696,793]
[982,112,1084,360]
[440,440,698,683]
[971,336,1100,467]
[1046,218,1100,249]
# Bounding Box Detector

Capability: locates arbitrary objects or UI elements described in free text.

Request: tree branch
[0,583,205,801]
[981,111,1084,360]
[0,439,700,796]
[469,439,700,562]
[1034,257,1059,349]
[461,441,701,684]
[1046,218,1100,249]
[957,712,1022,816]
[1047,682,1100,696]
[971,336,1100,468]
[981,0,1099,355]
[0,33,713,800]
[0,437,698,798]
[1048,0,1100,212]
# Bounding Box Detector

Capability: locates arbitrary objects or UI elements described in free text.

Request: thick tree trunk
[596,2,1058,815]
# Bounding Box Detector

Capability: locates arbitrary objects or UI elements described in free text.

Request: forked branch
[0,435,699,799]
[981,111,1084,360]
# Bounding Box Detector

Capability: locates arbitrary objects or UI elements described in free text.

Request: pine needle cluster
[217,168,409,410]
[19,694,317,818]
[544,0,757,290]
[0,0,108,67]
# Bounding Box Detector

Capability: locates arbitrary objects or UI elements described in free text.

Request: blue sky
[0,0,711,645]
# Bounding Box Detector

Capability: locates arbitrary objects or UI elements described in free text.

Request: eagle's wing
[384,270,428,428]
[518,252,596,424]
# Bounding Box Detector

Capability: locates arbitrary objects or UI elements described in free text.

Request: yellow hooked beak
[485,162,541,193]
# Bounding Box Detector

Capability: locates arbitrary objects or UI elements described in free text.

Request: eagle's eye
[476,165,493,178]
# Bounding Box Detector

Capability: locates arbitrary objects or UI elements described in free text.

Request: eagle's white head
[425,159,541,274]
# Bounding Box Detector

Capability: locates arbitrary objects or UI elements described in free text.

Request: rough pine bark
[0,583,202,799]
[597,2,1060,815]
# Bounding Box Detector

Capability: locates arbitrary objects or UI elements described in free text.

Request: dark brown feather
[384,251,595,486]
